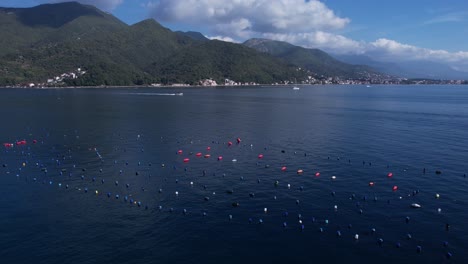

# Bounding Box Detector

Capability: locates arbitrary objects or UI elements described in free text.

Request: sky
[3,0,468,70]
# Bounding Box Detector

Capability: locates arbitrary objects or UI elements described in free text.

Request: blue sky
[3,0,468,70]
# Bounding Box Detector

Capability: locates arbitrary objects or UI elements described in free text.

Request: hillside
[0,2,314,86]
[243,38,384,79]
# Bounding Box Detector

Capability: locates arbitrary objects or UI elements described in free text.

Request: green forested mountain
[243,38,380,79]
[0,2,384,86]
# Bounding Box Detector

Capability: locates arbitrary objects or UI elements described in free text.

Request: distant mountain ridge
[243,38,386,79]
[334,54,468,80]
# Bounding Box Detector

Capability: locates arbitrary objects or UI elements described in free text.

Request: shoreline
[1,83,467,89]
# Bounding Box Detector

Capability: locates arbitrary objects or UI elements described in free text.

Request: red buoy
[227,142,232,146]
[206,146,211,151]
[183,158,190,163]
[281,166,287,171]
[196,152,202,157]
[177,150,183,154]
[3,143,13,148]
[258,154,264,159]
[387,172,393,177]
[392,185,398,191]
[315,172,321,177]
[218,156,223,161]
[237,138,241,143]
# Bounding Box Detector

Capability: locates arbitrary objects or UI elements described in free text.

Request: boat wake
[120,92,183,96]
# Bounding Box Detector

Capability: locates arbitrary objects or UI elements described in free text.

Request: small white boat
[292,86,300,90]
[411,203,421,208]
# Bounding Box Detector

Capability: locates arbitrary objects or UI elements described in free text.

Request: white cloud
[42,0,123,11]
[262,31,366,54]
[207,35,237,43]
[149,0,350,38]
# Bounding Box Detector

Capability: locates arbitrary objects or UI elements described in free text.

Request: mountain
[0,2,308,86]
[147,40,306,84]
[243,38,385,79]
[335,54,468,80]
[176,31,209,42]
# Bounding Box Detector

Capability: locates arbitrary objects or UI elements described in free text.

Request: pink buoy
[237,138,241,143]
[387,172,393,177]
[196,152,202,157]
[204,154,211,158]
[32,139,38,144]
[207,146,211,151]
[227,142,233,146]
[315,172,320,177]
[392,185,398,191]
[258,154,264,159]
[297,169,303,174]
[177,150,183,154]
[183,158,190,163]
[218,156,223,161]
[281,166,287,172]
[369,181,375,187]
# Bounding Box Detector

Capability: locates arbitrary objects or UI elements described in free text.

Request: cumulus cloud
[42,0,123,11]
[262,31,366,54]
[149,0,349,38]
[366,38,468,69]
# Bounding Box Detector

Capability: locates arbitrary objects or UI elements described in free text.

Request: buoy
[387,172,393,177]
[264,207,268,213]
[228,141,232,146]
[237,138,241,143]
[206,146,211,151]
[281,166,287,171]
[204,154,211,158]
[369,182,375,187]
[411,203,421,208]
[297,169,303,174]
[331,175,336,180]
[232,159,237,162]
[183,158,190,163]
[435,193,440,198]
[196,152,202,157]
[177,150,183,154]
[258,154,264,159]
[416,246,422,253]
[392,185,398,191]
[354,234,359,240]
[217,156,223,161]
[315,172,320,177]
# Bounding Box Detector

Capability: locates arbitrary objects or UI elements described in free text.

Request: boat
[175,93,183,96]
[292,86,300,90]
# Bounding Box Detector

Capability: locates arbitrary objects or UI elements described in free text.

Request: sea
[0,85,467,263]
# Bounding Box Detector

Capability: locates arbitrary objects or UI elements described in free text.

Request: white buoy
[435,193,440,198]
[354,234,359,240]
[264,208,268,213]
[175,191,179,196]
[331,176,337,180]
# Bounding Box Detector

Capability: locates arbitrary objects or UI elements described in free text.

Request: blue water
[0,85,467,263]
